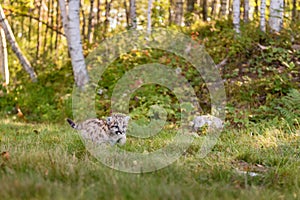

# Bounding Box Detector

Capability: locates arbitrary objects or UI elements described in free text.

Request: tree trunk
[147,0,153,35]
[80,0,87,39]
[202,0,208,21]
[185,0,195,26]
[260,0,266,32]
[211,0,217,17]
[55,0,60,50]
[59,0,89,88]
[36,0,42,60]
[87,0,94,43]
[129,0,137,29]
[28,7,33,42]
[254,0,259,17]
[174,0,183,26]
[269,0,283,32]
[43,0,51,54]
[0,4,37,82]
[50,0,54,50]
[96,0,101,24]
[124,0,129,27]
[233,0,240,34]
[292,0,297,21]
[228,0,233,18]
[244,0,249,22]
[169,0,173,25]
[0,26,9,85]
[220,0,227,17]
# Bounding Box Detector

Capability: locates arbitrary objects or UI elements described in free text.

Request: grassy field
[1,119,300,200]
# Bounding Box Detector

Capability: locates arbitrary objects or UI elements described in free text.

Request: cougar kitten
[67,113,130,146]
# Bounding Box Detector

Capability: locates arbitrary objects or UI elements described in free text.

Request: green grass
[1,119,300,199]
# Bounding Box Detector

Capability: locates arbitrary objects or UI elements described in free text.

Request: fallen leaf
[1,151,10,160]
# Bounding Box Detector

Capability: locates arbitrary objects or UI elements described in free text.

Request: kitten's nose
[116,131,122,135]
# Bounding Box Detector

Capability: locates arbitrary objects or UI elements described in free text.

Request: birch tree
[269,0,283,32]
[130,0,137,29]
[0,26,9,85]
[0,4,37,82]
[174,0,183,26]
[244,0,249,22]
[233,0,240,34]
[59,0,89,88]
[260,0,266,32]
[147,0,153,35]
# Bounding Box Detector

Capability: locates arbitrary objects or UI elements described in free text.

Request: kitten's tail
[67,118,78,129]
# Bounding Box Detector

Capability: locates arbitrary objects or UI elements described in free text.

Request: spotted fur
[67,113,130,146]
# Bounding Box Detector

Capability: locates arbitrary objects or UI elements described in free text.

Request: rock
[192,115,224,130]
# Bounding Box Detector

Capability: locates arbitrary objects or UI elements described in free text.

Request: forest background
[0,0,299,199]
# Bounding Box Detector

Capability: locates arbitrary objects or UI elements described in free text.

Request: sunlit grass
[0,119,300,199]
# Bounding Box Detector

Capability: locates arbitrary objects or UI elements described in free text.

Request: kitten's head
[106,113,130,135]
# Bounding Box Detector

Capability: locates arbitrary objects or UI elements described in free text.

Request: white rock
[192,115,224,130]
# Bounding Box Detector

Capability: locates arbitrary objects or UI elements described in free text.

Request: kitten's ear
[124,116,130,123]
[106,116,113,124]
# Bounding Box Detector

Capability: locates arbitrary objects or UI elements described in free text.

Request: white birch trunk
[68,0,89,87]
[269,0,284,32]
[129,0,137,29]
[244,0,249,22]
[233,0,240,34]
[59,0,89,88]
[0,26,9,85]
[0,4,37,82]
[147,0,153,35]
[174,0,183,26]
[260,0,266,32]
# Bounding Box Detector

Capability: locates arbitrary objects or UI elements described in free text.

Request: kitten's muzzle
[116,131,123,135]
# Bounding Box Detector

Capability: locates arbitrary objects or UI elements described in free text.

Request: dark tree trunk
[124,0,130,27]
[254,0,259,17]
[55,1,60,50]
[36,0,43,60]
[80,0,87,40]
[220,0,227,17]
[185,0,195,26]
[50,0,54,50]
[211,0,217,17]
[43,0,51,54]
[87,0,94,43]
[96,0,101,24]
[292,0,297,21]
[202,0,207,21]
[169,0,173,25]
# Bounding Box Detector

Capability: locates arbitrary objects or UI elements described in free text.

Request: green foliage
[1,18,299,128]
[275,89,300,127]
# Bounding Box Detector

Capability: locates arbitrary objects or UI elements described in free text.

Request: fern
[276,89,300,126]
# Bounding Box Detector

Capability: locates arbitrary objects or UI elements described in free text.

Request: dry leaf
[1,151,10,160]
